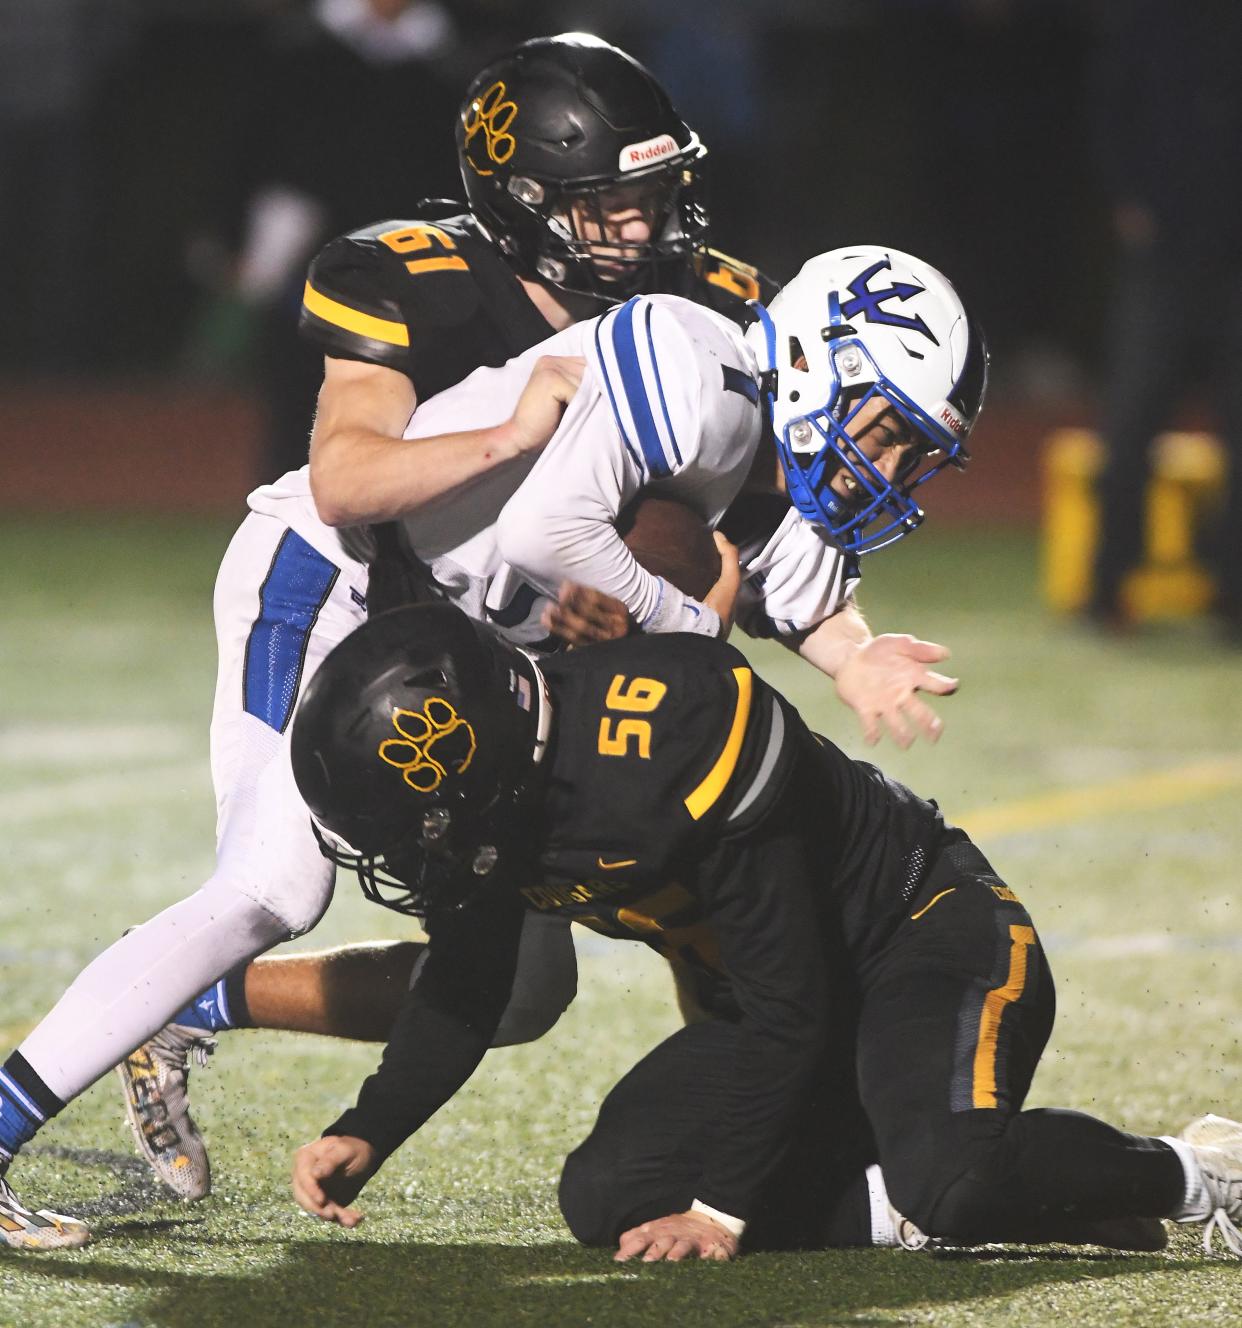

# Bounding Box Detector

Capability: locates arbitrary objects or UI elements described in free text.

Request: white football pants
[19,513,365,1100]
[18,513,575,1104]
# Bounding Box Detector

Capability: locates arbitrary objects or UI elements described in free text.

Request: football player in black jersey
[104,34,972,1212]
[286,605,1242,1261]
[299,32,771,542]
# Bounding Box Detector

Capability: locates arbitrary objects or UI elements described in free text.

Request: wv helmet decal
[840,258,939,345]
[462,80,518,175]
[378,699,477,793]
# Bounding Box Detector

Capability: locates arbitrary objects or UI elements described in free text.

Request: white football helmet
[746,245,988,553]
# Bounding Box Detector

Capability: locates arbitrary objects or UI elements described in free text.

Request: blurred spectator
[0,0,135,374]
[185,0,462,479]
[1087,1,1242,637]
[562,0,771,267]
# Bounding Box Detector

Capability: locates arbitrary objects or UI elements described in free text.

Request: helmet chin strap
[518,648,554,768]
[308,813,361,863]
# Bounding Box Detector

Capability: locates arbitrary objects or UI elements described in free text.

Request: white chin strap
[519,649,554,767]
[308,813,363,861]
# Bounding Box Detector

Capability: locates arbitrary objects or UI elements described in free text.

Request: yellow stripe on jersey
[972,924,1036,1108]
[910,886,957,921]
[684,667,753,821]
[302,281,410,347]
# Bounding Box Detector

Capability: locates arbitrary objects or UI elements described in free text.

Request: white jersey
[248,293,858,645]
[734,505,861,638]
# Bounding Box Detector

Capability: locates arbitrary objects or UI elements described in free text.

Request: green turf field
[1,515,1239,1327]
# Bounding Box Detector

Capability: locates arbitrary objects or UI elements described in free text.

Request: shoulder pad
[413,198,473,222]
[300,216,486,373]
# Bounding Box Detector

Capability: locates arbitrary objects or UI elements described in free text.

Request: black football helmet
[291,604,551,917]
[456,32,708,300]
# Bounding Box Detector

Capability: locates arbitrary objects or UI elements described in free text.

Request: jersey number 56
[597,674,667,759]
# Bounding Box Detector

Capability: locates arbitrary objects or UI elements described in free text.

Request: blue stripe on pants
[243,530,339,733]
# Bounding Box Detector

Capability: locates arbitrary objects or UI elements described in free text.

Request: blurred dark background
[2,0,1236,517]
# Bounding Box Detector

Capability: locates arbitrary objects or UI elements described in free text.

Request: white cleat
[116,1023,214,1202]
[0,1176,90,1250]
[890,1205,932,1250]
[1179,1114,1242,1257]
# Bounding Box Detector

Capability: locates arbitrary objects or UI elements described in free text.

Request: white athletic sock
[1159,1135,1211,1219]
[17,886,288,1102]
[866,1163,899,1246]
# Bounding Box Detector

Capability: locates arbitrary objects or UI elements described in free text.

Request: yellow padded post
[1042,429,1225,619]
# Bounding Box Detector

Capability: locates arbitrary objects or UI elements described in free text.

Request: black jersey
[298,207,777,403]
[531,635,948,981]
[299,210,555,402]
[328,634,953,1219]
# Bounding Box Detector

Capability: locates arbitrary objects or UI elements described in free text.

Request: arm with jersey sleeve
[733,508,958,747]
[796,606,958,749]
[299,232,582,527]
[496,298,755,637]
[291,894,526,1223]
[309,354,584,526]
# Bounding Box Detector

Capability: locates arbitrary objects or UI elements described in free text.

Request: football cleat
[890,1205,931,1251]
[0,1176,90,1250]
[116,1023,214,1202]
[1179,1114,1242,1257]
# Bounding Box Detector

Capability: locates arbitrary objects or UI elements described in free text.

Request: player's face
[783,360,934,510]
[830,398,928,508]
[565,177,676,280]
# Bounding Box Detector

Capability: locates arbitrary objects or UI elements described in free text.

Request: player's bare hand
[834,633,958,748]
[543,581,631,646]
[291,1135,378,1228]
[505,355,586,455]
[703,532,741,639]
[615,1210,739,1263]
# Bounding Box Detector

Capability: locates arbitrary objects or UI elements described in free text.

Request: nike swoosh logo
[597,857,637,871]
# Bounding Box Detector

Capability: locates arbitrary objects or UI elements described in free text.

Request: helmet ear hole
[788,336,807,371]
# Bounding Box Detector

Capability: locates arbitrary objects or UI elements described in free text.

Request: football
[617,495,722,601]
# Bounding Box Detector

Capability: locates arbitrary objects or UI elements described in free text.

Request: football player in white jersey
[0,247,984,1247]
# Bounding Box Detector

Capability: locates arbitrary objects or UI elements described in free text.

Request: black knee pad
[888,1110,1094,1240]
[558,1141,618,1247]
[881,1113,1014,1238]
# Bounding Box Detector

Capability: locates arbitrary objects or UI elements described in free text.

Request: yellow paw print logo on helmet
[378,698,477,793]
[462,80,518,174]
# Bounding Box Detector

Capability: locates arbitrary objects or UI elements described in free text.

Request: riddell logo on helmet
[939,405,966,435]
[619,134,679,172]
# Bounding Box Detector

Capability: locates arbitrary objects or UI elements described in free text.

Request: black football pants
[559,856,1185,1248]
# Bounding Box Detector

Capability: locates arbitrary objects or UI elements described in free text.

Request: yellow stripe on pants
[972,924,1036,1109]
